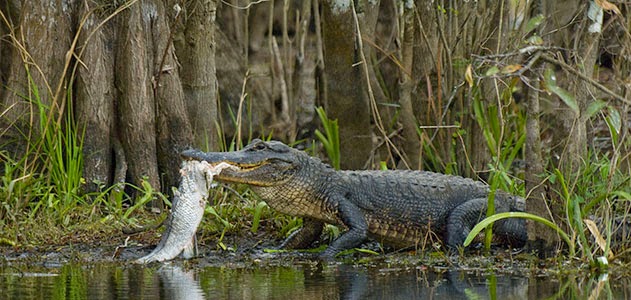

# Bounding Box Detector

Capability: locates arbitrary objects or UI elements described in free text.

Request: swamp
[1,0,631,299]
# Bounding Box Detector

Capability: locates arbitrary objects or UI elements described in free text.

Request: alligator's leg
[279,218,324,249]
[446,198,526,249]
[446,198,488,249]
[493,216,527,247]
[321,200,368,258]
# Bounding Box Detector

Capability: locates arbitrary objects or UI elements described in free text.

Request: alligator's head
[180,139,303,187]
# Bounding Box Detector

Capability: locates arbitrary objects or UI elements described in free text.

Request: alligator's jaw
[180,144,297,187]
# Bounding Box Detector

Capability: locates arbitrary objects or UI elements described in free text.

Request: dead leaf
[584,219,614,259]
[587,273,607,300]
[501,64,522,74]
[595,0,622,15]
[465,64,473,87]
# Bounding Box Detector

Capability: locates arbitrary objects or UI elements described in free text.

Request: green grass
[464,211,575,256]
[314,106,341,170]
[0,71,83,226]
[462,68,631,265]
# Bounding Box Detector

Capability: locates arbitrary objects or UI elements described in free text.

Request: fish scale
[136,161,235,263]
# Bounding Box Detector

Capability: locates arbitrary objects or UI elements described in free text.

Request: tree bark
[172,0,219,150]
[75,0,115,193]
[398,2,420,169]
[524,0,567,256]
[525,74,558,256]
[151,0,194,191]
[525,0,600,256]
[115,0,161,205]
[561,2,600,173]
[321,0,372,170]
[0,1,17,100]
[1,0,75,134]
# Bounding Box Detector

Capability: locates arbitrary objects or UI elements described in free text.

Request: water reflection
[0,261,627,299]
[158,265,206,300]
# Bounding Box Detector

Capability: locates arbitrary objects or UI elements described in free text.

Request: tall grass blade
[464,212,575,256]
[314,107,340,170]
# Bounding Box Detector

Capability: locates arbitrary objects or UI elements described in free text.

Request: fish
[135,160,235,263]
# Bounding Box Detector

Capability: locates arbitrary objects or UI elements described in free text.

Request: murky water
[0,261,626,299]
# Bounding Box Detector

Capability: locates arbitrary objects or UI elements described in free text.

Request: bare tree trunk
[321,0,372,170]
[539,1,587,173]
[1,0,75,133]
[398,2,420,169]
[0,1,17,101]
[75,0,115,193]
[172,0,219,150]
[561,2,600,173]
[525,75,559,256]
[116,0,161,206]
[151,0,194,190]
[523,0,568,256]
[524,0,601,256]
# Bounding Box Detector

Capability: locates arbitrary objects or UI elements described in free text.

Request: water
[0,262,626,299]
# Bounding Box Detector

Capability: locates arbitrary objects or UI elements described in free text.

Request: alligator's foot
[279,219,324,250]
[446,197,527,249]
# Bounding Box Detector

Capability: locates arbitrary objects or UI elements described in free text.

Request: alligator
[181,139,527,258]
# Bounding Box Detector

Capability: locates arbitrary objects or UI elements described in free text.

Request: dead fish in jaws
[135,160,236,263]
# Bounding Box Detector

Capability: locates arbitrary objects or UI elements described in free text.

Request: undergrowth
[462,73,631,267]
[1,76,630,269]
[0,36,629,271]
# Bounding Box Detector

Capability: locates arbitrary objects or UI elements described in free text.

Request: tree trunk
[75,0,115,193]
[321,0,372,170]
[397,2,420,169]
[0,1,17,101]
[539,1,589,173]
[171,0,219,150]
[151,0,194,191]
[525,75,559,256]
[562,2,600,173]
[1,0,75,134]
[115,0,161,206]
[0,0,276,208]
[525,0,601,256]
[524,0,571,256]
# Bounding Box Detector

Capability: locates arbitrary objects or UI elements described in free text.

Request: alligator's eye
[251,142,267,151]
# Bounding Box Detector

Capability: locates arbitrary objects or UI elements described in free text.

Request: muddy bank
[1,218,624,279]
[0,229,562,280]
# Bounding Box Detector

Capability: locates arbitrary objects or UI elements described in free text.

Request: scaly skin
[136,161,236,263]
[181,139,526,258]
